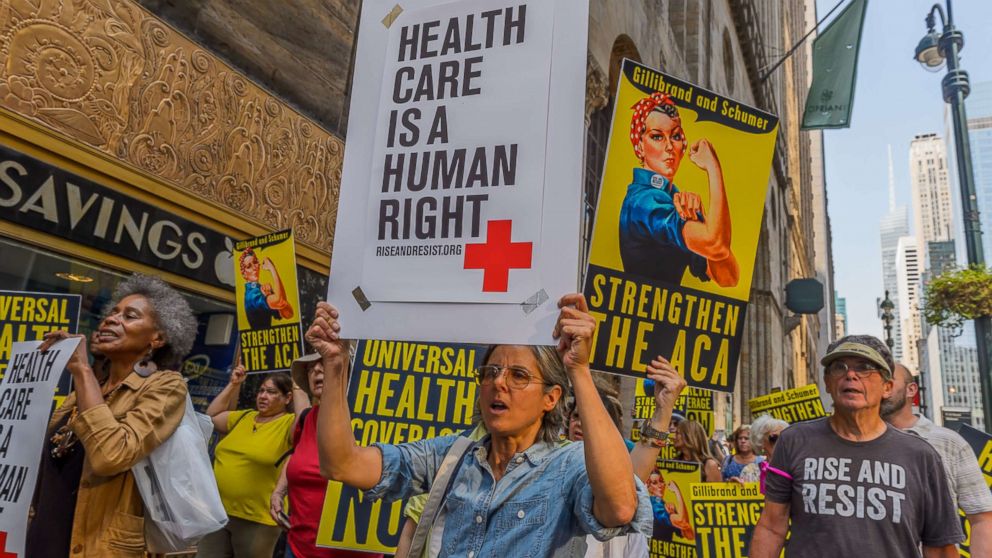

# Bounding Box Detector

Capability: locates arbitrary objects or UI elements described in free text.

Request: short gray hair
[481,345,570,444]
[750,413,789,455]
[111,274,197,369]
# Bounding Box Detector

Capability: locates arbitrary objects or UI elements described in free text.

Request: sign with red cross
[326,0,587,345]
[464,220,533,292]
[0,340,79,558]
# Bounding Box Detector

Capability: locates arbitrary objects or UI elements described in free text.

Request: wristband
[638,421,670,447]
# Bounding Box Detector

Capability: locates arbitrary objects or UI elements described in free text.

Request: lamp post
[914,0,992,429]
[879,291,895,351]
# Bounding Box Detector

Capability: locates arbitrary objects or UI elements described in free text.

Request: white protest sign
[0,339,79,557]
[328,0,588,344]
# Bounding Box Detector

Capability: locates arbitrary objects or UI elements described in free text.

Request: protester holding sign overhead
[26,274,196,558]
[270,352,383,558]
[750,335,963,558]
[310,294,652,558]
[199,367,304,558]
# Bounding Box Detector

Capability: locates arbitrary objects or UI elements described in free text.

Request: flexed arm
[262,257,294,319]
[682,140,739,287]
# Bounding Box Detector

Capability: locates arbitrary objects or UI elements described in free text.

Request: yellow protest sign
[316,340,483,553]
[649,460,701,558]
[233,230,302,373]
[957,424,992,556]
[747,384,826,423]
[0,291,81,408]
[691,482,764,558]
[583,59,778,392]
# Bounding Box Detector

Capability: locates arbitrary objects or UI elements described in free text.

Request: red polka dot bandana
[630,93,676,160]
[239,247,256,278]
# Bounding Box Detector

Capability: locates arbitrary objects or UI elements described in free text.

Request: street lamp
[914,0,992,429]
[879,291,895,350]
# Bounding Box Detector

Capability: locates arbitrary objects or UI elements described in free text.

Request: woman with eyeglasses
[310,293,652,558]
[749,414,788,463]
[198,368,308,558]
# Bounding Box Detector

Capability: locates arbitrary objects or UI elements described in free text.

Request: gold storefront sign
[0,0,342,254]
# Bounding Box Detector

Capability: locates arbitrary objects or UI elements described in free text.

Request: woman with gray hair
[29,274,196,558]
[750,414,789,461]
[310,293,652,558]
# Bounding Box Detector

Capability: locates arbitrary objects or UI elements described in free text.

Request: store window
[0,236,237,410]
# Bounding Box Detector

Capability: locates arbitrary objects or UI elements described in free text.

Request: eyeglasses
[474,364,548,390]
[825,361,881,379]
[768,433,780,445]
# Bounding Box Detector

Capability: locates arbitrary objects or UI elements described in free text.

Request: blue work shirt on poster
[367,435,653,558]
[244,282,279,329]
[619,168,709,285]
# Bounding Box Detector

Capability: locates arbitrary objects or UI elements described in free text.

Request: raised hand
[229,365,247,386]
[304,302,349,374]
[39,330,90,378]
[646,356,687,412]
[688,139,720,172]
[553,293,597,372]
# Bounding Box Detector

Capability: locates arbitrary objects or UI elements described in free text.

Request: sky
[816,0,992,337]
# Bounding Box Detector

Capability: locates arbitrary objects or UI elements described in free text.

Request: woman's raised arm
[309,302,384,489]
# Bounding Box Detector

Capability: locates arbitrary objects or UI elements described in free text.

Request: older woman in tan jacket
[29,274,197,557]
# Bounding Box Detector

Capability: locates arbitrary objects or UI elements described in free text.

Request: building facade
[910,133,954,248]
[879,205,910,362]
[965,81,992,261]
[0,0,830,428]
[895,236,921,372]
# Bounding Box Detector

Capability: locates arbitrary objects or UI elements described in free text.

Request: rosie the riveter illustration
[239,247,294,329]
[619,92,739,288]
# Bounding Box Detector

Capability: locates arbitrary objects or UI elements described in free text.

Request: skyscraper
[880,146,909,362]
[920,240,984,429]
[834,291,847,338]
[966,81,992,267]
[910,133,954,247]
[895,236,921,371]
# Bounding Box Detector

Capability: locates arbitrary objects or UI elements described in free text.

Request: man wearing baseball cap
[750,335,963,557]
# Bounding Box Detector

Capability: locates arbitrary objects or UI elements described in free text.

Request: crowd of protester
[25,276,992,558]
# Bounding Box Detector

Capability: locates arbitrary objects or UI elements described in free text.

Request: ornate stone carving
[0,0,342,253]
[585,55,609,126]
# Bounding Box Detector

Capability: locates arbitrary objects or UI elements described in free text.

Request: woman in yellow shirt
[198,367,308,557]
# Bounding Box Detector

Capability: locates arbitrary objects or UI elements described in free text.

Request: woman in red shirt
[271,353,383,558]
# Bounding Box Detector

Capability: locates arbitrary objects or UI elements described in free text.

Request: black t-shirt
[765,418,963,557]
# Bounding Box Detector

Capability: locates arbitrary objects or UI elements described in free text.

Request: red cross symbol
[0,531,18,558]
[463,220,533,292]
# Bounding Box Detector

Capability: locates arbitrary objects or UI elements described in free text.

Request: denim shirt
[368,435,653,558]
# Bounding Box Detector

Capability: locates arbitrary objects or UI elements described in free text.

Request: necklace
[252,412,285,433]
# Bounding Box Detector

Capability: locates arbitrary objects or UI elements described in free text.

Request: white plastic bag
[132,394,227,553]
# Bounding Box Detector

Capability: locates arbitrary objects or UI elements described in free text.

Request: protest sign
[0,338,79,557]
[748,384,826,423]
[0,291,81,408]
[233,230,303,373]
[648,460,701,558]
[956,424,992,557]
[316,340,483,552]
[327,0,588,345]
[633,383,715,464]
[583,59,779,392]
[691,482,764,558]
